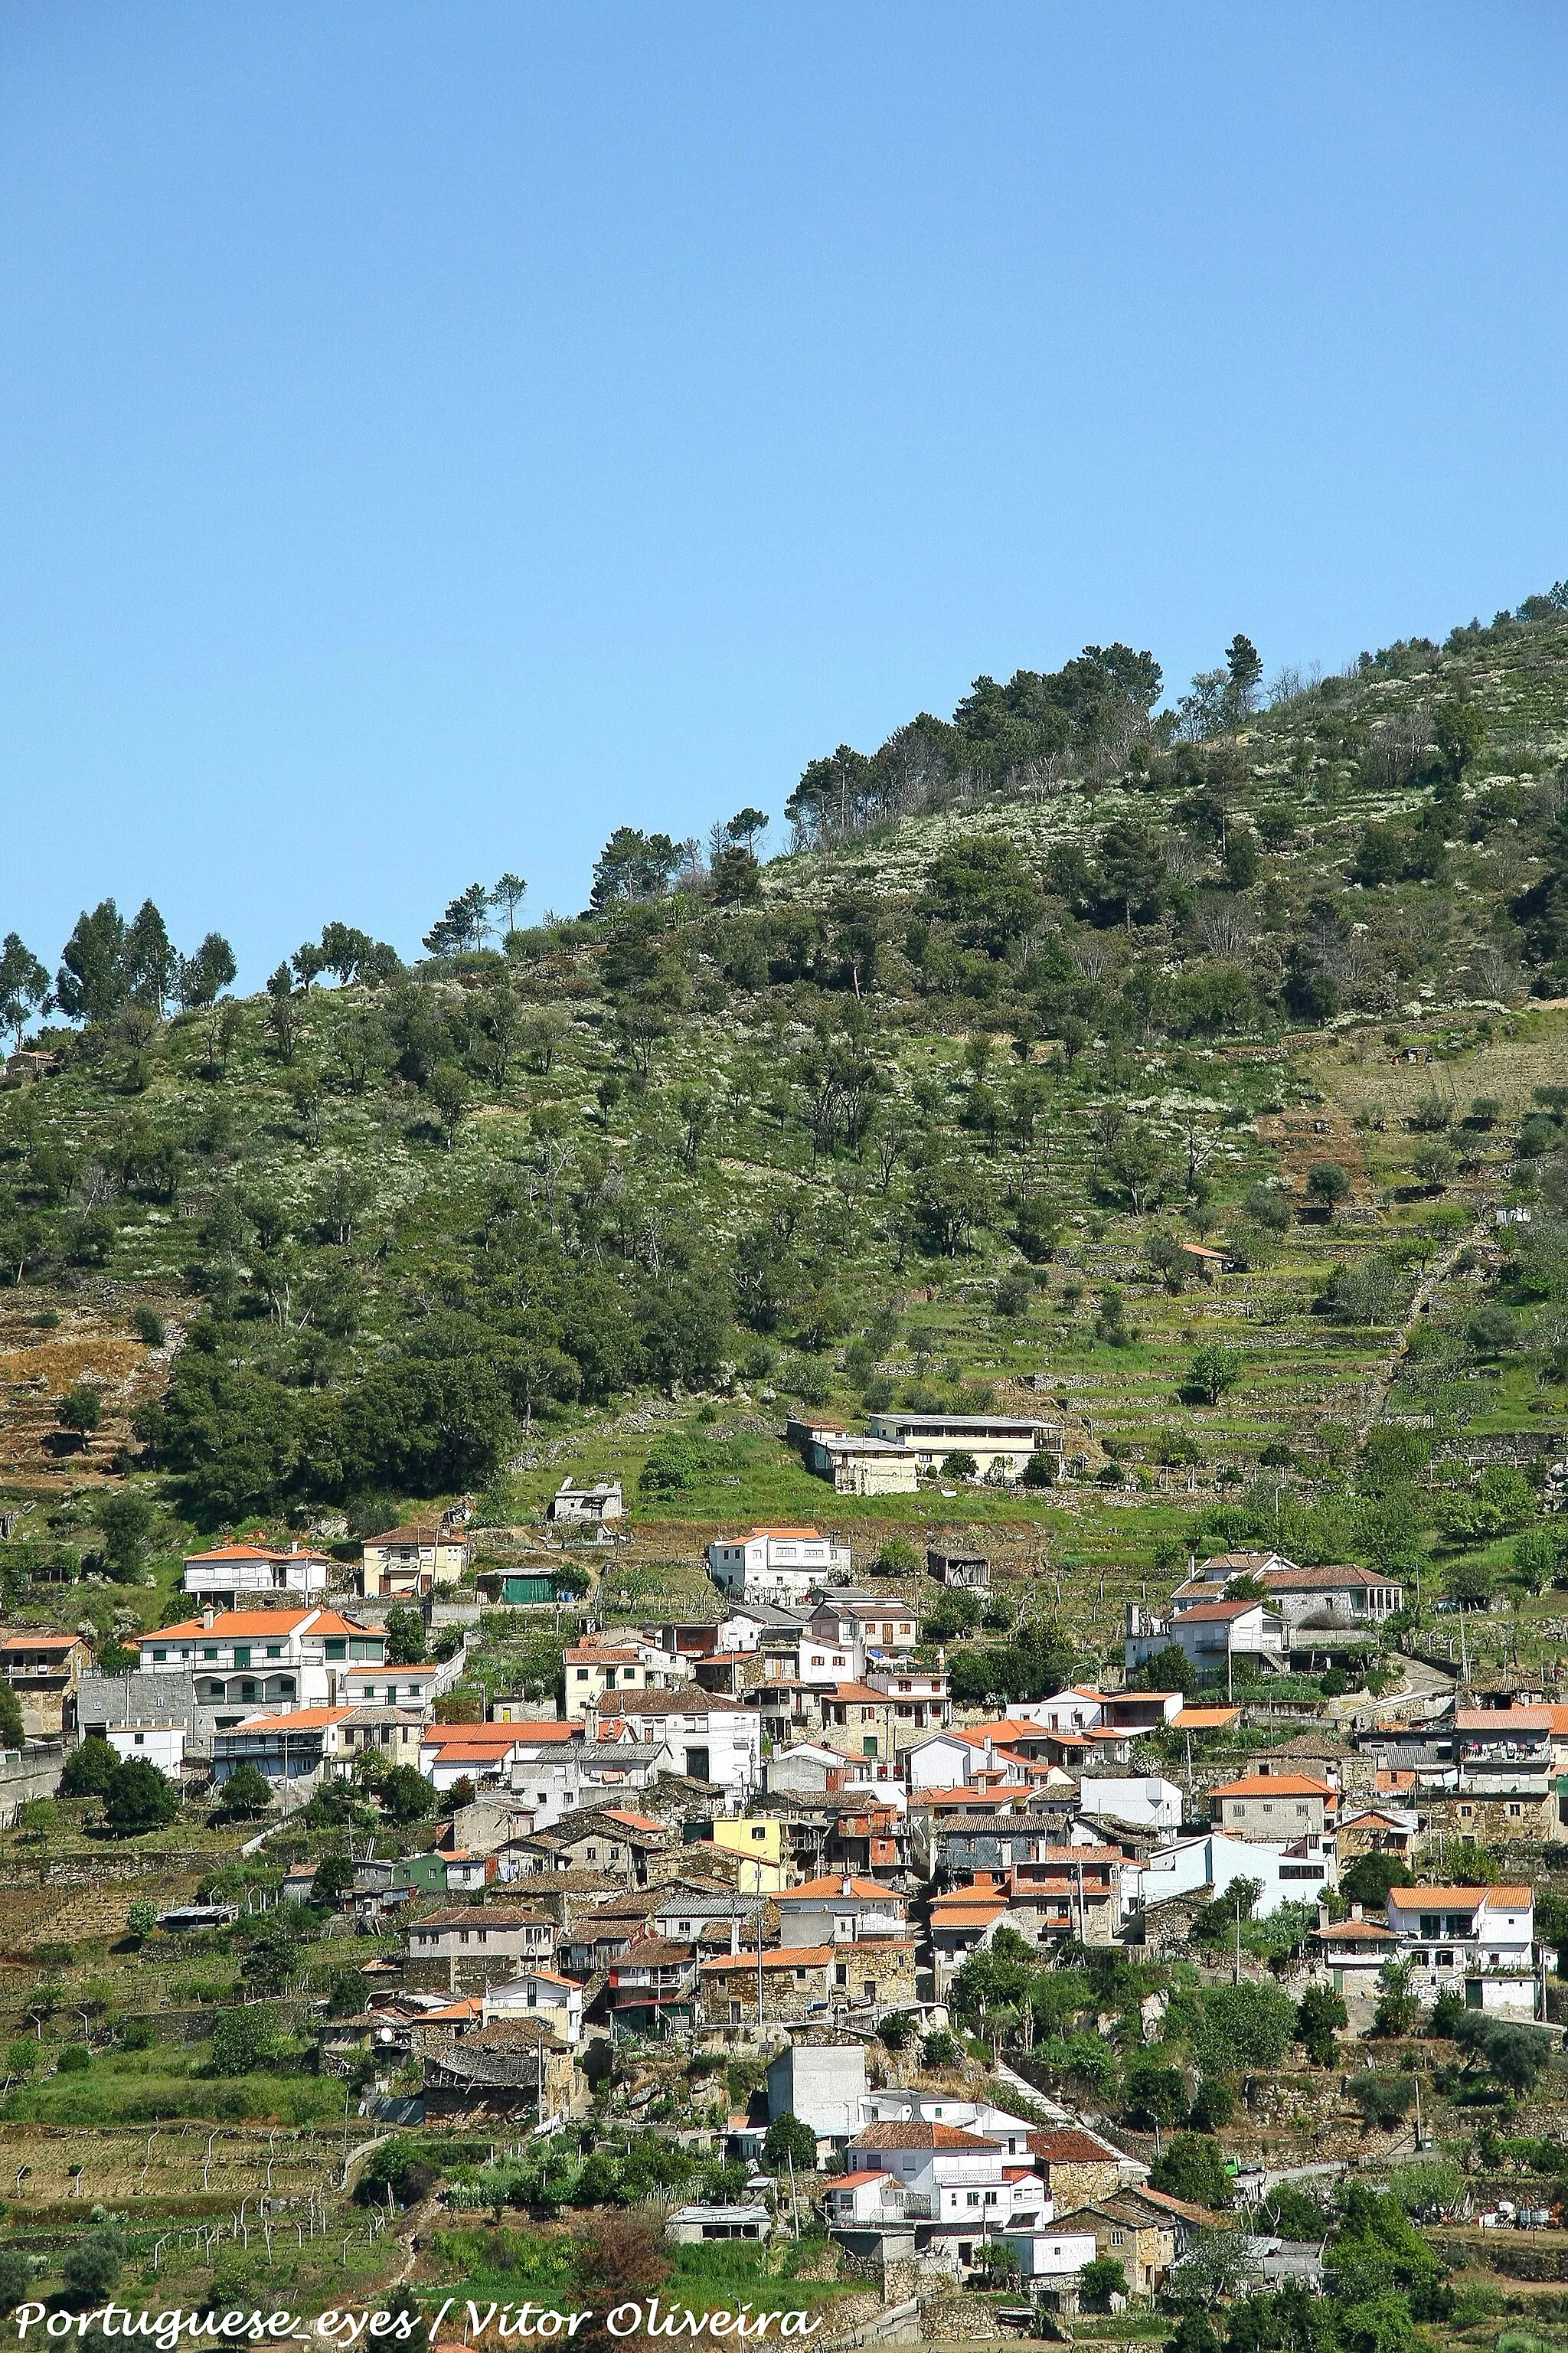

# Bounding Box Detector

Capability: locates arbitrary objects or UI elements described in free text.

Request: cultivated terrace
[5,596,1568,2348]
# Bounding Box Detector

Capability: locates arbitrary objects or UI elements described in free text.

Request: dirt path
[1354,1209,1487,1444]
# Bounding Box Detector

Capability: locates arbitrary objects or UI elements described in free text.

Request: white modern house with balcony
[707,1528,853,1603]
[132,1607,388,1728]
[180,1542,334,1607]
[1386,1883,1537,2014]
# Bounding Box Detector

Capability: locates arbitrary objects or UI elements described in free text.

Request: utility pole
[1234,1887,1243,1987]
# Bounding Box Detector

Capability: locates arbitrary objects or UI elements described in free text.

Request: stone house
[404,1904,558,1994]
[1024,2130,1125,2211]
[1208,1772,1334,1840]
[1054,2187,1211,2294]
[0,1630,91,1736]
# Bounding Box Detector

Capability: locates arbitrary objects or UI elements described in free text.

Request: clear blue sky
[4,4,1568,983]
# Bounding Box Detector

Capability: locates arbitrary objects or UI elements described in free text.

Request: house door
[684,1746,710,1782]
[1465,1979,1484,2008]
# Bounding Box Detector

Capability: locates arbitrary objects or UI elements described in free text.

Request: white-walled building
[1132,1830,1338,1920]
[707,1528,852,1603]
[776,1873,907,1948]
[135,1607,387,1729]
[106,1721,185,1774]
[181,1543,333,1606]
[865,1411,1063,1480]
[1076,1776,1183,1831]
[1387,1883,1536,2013]
[584,1688,763,1793]
[1124,1597,1285,1678]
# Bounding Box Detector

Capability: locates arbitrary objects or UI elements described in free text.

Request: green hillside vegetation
[5,587,1568,1663]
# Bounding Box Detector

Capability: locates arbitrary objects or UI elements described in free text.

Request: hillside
[5,589,1568,1685]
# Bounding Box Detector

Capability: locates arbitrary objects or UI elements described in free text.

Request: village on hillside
[2,1446,1561,2338]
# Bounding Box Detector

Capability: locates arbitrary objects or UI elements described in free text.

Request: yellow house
[703,1815,789,1893]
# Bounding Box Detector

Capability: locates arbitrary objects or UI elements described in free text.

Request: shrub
[60,2233,124,2305]
[105,1758,180,1835]
[1080,2257,1128,2307]
[56,2042,91,2074]
[1350,2073,1418,2129]
[0,2250,34,2314]
[60,1735,119,1798]
[762,2113,817,2172]
[216,1763,274,1820]
[1466,1304,1518,1357]
[209,2006,278,2077]
[1148,2132,1230,2208]
[1187,2077,1236,2132]
[875,1536,920,1574]
[1295,1983,1348,2065]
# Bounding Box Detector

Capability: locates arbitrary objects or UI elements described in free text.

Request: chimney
[1315,1902,1331,1932]
[1351,1900,1364,1921]
[201,1606,214,1631]
[841,1872,854,1897]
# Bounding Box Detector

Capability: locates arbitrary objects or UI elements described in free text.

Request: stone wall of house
[1425,1793,1559,1840]
[1045,2156,1124,2209]
[405,1952,531,1995]
[699,1969,828,2026]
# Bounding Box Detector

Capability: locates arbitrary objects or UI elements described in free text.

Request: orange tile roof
[1173,1706,1240,1728]
[781,1875,900,1902]
[142,1610,318,1639]
[700,1946,836,1973]
[227,1706,354,1730]
[1211,1773,1332,1799]
[851,2123,999,2152]
[1388,1884,1531,1908]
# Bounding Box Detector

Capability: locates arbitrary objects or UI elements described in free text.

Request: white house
[808,1593,919,1655]
[1387,1883,1536,2013]
[106,1721,185,1774]
[180,1543,332,1606]
[766,2041,866,2141]
[1124,1597,1285,1677]
[843,2120,1051,2237]
[480,1969,586,2046]
[865,1411,1064,1480]
[1004,2227,1099,2283]
[1076,1776,1183,1832]
[778,1635,865,1688]
[136,1607,388,1728]
[786,1420,920,1497]
[1132,1831,1338,1920]
[707,1528,852,1603]
[583,1688,763,1793]
[776,1873,908,1948]
[903,1728,1027,1791]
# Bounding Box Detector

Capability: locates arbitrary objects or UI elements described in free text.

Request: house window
[325,1640,347,1662]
